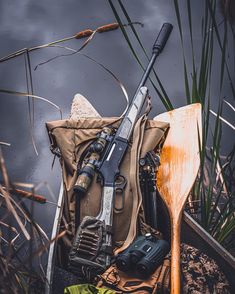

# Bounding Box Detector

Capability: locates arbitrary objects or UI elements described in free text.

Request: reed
[0,146,63,293]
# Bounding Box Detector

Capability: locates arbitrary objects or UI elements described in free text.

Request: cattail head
[97,23,119,33]
[75,29,93,39]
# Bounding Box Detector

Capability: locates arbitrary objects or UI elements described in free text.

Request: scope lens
[74,174,92,195]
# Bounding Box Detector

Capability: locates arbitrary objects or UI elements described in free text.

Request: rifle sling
[115,98,151,254]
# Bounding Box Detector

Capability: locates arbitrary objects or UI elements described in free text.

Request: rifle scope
[74,127,113,194]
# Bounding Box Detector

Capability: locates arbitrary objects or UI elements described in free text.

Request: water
[0,0,234,271]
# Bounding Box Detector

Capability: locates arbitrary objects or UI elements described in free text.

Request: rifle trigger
[114,175,126,213]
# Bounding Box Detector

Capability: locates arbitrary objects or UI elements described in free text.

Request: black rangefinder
[116,233,169,278]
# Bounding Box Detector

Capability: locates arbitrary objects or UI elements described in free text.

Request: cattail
[74,23,119,39]
[75,29,93,39]
[97,22,119,33]
[13,188,47,203]
[2,185,46,203]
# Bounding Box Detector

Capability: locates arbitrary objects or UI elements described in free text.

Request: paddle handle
[170,214,182,294]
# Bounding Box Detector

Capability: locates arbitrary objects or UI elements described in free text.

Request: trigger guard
[114,175,126,213]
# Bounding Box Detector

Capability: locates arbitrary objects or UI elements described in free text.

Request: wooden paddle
[154,103,202,294]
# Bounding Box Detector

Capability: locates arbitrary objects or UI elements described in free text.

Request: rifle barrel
[135,23,173,95]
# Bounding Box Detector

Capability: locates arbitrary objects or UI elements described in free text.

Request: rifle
[69,23,173,280]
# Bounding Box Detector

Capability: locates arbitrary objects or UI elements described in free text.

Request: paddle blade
[154,103,202,218]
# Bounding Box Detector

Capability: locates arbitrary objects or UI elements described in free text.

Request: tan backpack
[46,115,170,291]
